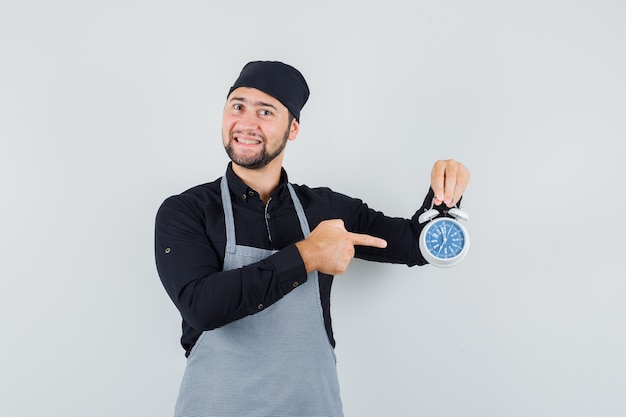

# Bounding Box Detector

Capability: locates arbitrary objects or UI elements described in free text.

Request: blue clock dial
[424,219,466,259]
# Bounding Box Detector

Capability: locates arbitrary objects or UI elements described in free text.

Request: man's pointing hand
[296,219,387,275]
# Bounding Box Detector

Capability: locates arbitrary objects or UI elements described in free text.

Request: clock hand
[438,225,447,255]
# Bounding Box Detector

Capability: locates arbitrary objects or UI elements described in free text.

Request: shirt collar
[226,162,290,202]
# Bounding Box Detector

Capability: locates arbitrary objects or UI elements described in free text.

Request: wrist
[295,240,316,273]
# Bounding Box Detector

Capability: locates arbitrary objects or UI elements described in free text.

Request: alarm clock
[418,200,470,267]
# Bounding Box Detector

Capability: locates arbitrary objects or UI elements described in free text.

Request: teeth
[236,137,260,145]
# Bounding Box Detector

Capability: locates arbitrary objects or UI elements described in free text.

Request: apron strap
[221,175,310,250]
[220,176,237,254]
[287,183,310,238]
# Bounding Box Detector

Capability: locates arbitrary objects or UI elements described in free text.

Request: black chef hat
[228,61,310,121]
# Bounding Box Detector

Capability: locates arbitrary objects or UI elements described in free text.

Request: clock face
[420,217,469,267]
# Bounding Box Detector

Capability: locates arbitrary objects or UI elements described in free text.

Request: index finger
[431,160,448,204]
[348,232,388,248]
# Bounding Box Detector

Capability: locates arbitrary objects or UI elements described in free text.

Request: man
[155,61,470,417]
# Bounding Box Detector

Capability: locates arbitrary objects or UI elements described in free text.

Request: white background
[1,1,625,416]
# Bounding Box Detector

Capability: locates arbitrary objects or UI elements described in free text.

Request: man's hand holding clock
[421,159,471,267]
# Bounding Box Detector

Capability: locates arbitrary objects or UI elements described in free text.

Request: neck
[231,160,283,203]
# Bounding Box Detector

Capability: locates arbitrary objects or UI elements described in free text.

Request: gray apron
[174,175,344,417]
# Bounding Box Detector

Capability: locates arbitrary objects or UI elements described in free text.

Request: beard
[223,126,290,170]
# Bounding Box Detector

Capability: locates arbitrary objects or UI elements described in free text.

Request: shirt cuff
[267,244,309,293]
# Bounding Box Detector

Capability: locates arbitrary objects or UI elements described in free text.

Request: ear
[287,119,300,141]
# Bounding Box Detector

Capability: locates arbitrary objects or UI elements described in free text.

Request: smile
[231,130,264,146]
[235,137,262,145]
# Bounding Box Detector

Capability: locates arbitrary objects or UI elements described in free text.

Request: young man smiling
[222,87,300,200]
[155,61,470,417]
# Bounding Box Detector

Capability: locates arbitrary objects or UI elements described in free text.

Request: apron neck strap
[220,174,311,252]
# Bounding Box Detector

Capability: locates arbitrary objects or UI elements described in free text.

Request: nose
[236,109,258,130]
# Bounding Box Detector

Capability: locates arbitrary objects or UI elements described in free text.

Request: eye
[233,104,243,111]
[259,109,273,116]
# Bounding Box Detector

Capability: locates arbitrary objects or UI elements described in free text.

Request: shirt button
[248,191,255,196]
[164,247,171,254]
[257,303,264,310]
[292,281,299,288]
[265,213,271,219]
[242,194,247,200]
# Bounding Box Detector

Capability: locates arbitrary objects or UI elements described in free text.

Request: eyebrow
[229,96,278,111]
